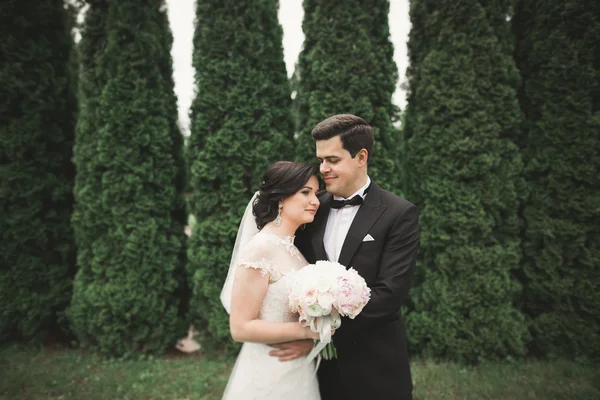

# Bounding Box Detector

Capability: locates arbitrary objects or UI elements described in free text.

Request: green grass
[0,345,230,400]
[410,358,599,399]
[1,345,598,399]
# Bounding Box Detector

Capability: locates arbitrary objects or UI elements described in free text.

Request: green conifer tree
[186,0,294,350]
[0,0,78,341]
[69,0,187,356]
[513,0,600,361]
[403,0,529,362]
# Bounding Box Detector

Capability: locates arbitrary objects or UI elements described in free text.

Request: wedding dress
[221,230,321,400]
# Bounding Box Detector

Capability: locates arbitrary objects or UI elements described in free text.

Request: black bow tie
[330,195,364,209]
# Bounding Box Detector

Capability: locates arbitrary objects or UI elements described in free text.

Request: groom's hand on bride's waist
[268,339,314,361]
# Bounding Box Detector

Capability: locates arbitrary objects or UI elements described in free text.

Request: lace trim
[261,232,302,260]
[239,259,284,281]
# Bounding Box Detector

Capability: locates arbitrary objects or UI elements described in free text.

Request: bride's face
[281,176,320,226]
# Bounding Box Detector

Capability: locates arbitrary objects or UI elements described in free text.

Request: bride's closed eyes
[299,185,318,196]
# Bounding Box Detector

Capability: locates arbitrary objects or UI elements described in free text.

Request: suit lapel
[338,183,386,268]
[312,191,331,261]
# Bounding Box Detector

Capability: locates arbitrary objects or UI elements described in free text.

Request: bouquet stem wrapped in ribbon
[288,261,371,363]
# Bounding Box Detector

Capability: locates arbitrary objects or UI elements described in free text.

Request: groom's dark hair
[253,161,319,230]
[311,114,373,161]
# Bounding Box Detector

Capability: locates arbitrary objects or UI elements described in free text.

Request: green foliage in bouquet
[403,0,530,363]
[295,0,401,193]
[69,0,187,356]
[186,0,294,352]
[0,0,78,342]
[513,0,600,362]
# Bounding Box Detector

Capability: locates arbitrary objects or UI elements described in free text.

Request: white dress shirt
[324,176,371,262]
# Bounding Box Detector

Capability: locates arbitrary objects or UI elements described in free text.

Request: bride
[220,161,324,399]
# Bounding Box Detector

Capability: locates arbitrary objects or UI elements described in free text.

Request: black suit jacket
[295,182,419,400]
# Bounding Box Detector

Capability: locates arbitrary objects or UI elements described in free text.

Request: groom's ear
[356,148,368,167]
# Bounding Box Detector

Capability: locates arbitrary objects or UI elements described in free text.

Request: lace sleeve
[238,259,283,281]
[237,240,283,282]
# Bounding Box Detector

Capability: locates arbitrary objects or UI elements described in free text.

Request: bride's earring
[274,203,282,227]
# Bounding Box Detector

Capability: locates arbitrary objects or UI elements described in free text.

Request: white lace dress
[222,231,321,400]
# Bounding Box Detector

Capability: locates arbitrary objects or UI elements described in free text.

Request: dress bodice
[258,275,298,322]
[237,230,308,323]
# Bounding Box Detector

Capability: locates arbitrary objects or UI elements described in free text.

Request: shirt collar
[333,176,371,201]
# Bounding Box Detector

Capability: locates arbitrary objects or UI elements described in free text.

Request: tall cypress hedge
[403,0,529,362]
[69,0,187,356]
[0,0,77,341]
[295,0,401,192]
[70,0,109,345]
[513,0,600,361]
[186,0,294,351]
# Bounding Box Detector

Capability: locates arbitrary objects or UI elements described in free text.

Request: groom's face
[316,136,366,198]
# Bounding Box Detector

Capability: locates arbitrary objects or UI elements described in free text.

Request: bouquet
[288,260,371,361]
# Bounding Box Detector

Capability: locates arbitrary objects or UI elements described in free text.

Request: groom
[269,114,419,400]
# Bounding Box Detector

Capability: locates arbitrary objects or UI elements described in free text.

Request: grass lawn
[1,345,598,399]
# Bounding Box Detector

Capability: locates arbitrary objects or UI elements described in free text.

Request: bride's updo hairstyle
[253,161,319,230]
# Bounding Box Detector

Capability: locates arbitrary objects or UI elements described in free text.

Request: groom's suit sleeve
[342,203,419,340]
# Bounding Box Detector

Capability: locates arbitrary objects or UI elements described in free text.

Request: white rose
[306,303,325,317]
[317,291,335,314]
[330,310,342,329]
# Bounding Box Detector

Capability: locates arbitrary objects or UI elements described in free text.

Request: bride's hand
[302,326,335,340]
[303,327,320,340]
